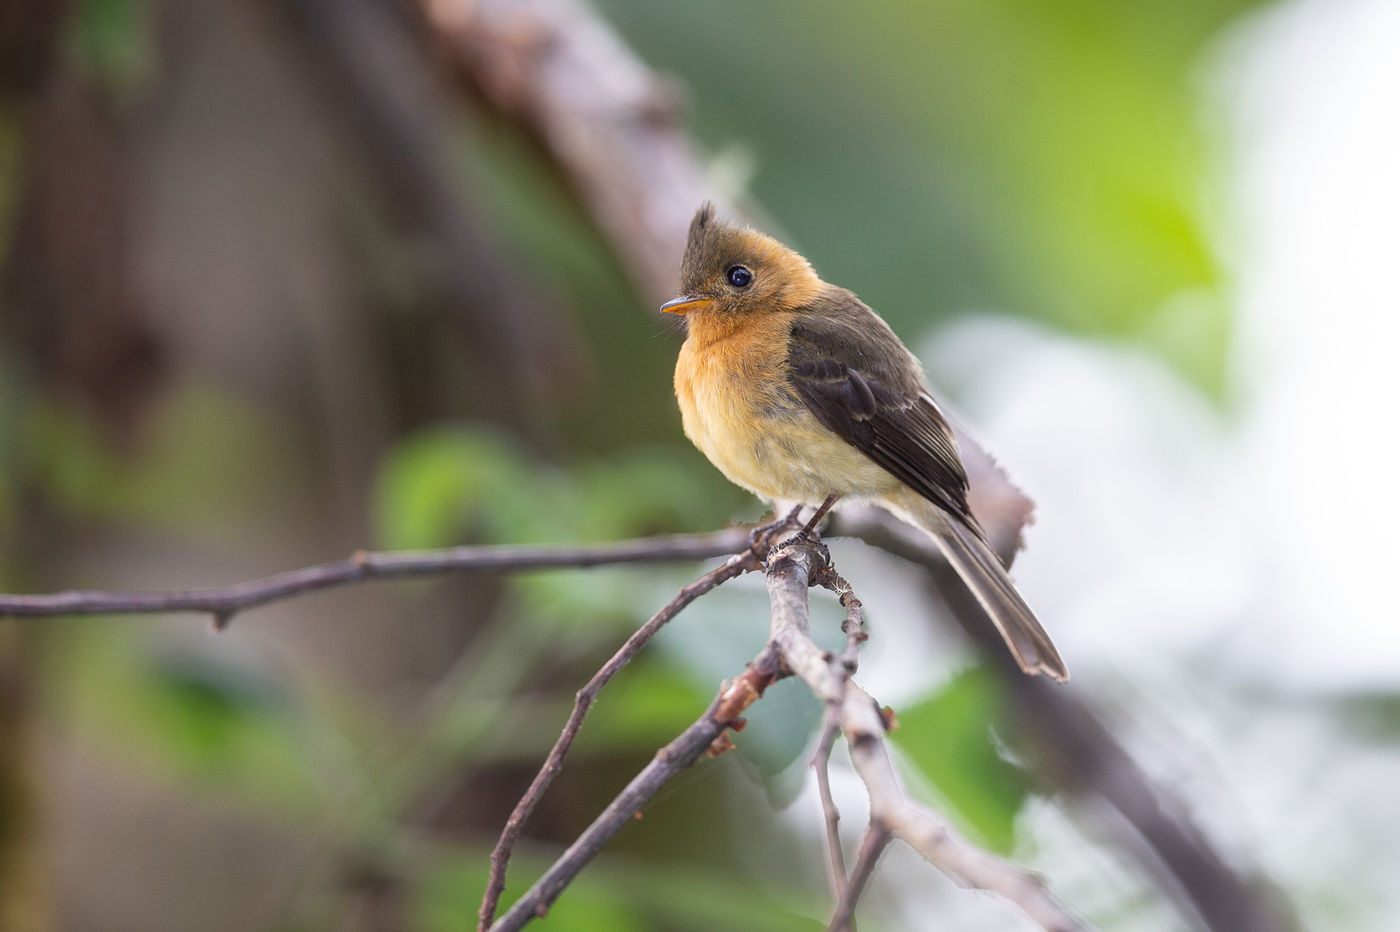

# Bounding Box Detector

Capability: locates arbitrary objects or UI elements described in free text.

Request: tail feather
[888,495,1068,681]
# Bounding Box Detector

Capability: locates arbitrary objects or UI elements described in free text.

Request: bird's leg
[772,495,841,564]
[748,504,806,554]
[800,493,841,538]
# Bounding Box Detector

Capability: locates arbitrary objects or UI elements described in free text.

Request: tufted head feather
[669,203,823,315]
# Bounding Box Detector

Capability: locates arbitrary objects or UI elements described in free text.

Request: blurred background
[1,0,1397,929]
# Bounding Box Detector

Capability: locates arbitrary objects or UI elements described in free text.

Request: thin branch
[828,824,892,932]
[827,506,1302,932]
[0,527,754,628]
[765,539,1083,932]
[487,646,787,932]
[812,714,848,904]
[478,513,797,930]
[847,706,1081,932]
[808,552,868,904]
[814,559,868,670]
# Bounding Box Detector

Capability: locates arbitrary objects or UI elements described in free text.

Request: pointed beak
[660,295,712,315]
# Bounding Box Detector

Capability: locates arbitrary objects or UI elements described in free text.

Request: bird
[662,203,1067,682]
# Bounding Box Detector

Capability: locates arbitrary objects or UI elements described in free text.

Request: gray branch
[0,527,753,627]
[765,540,1084,932]
[487,646,786,931]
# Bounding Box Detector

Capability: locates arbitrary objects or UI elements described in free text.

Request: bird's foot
[772,493,841,553]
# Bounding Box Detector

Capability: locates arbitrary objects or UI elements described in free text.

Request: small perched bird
[663,203,1067,681]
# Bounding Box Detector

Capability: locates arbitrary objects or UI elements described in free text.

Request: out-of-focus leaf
[414,846,821,932]
[576,658,712,751]
[374,427,751,628]
[414,846,643,932]
[1330,691,1400,743]
[596,0,1263,399]
[890,664,1029,853]
[648,575,845,802]
[372,423,562,549]
[27,384,310,543]
[575,448,748,539]
[731,677,822,809]
[68,0,154,96]
[56,625,324,812]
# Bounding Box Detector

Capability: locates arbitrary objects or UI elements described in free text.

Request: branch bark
[486,648,784,932]
[416,0,722,306]
[828,506,1302,932]
[478,515,796,929]
[765,539,1083,931]
[828,825,890,932]
[389,0,1295,909]
[0,527,753,627]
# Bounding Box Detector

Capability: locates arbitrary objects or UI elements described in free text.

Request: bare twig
[487,645,787,931]
[812,714,848,904]
[0,527,754,628]
[828,824,892,932]
[827,506,1302,932]
[815,560,867,669]
[765,539,1083,932]
[809,554,868,904]
[478,514,797,930]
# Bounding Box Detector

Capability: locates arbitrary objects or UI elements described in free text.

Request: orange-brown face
[661,203,823,317]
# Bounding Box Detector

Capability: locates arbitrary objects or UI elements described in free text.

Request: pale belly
[675,335,899,506]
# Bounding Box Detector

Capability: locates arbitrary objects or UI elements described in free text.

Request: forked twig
[478,511,799,930]
[828,824,892,932]
[765,539,1082,932]
[487,647,786,931]
[812,715,849,903]
[809,555,869,904]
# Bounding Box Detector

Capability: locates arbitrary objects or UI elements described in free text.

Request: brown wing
[786,295,980,531]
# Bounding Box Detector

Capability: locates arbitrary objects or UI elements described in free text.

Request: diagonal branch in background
[478,512,797,930]
[277,0,576,424]
[416,0,720,306]
[0,527,754,628]
[415,2,1304,926]
[829,506,1303,932]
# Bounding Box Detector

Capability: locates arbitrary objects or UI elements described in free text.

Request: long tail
[884,493,1069,682]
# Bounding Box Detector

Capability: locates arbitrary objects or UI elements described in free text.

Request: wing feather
[786,297,979,531]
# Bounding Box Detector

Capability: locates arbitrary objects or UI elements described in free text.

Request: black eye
[726,265,753,288]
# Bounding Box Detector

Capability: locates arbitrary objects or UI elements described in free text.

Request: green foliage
[648,574,851,794]
[577,658,714,751]
[67,0,154,97]
[373,424,552,550]
[731,677,823,809]
[54,624,325,813]
[373,423,750,630]
[890,664,1030,853]
[26,383,313,543]
[374,424,744,551]
[596,0,1264,399]
[415,846,822,932]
